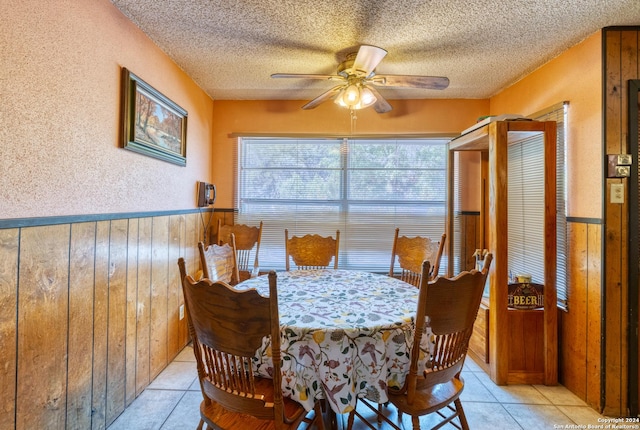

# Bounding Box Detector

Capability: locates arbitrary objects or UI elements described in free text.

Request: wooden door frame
[628,79,640,417]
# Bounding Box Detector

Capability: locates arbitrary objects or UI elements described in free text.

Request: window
[236,137,448,272]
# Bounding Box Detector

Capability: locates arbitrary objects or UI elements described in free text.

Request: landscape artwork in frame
[121,67,187,166]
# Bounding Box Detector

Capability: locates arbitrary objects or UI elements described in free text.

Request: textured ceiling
[111,0,640,102]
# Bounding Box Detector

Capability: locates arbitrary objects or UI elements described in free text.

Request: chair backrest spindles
[404,254,492,403]
[389,228,446,286]
[217,220,263,280]
[284,229,340,271]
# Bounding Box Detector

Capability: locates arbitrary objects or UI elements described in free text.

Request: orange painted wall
[456,152,483,212]
[490,31,602,218]
[211,98,489,206]
[2,0,214,219]
[0,1,600,220]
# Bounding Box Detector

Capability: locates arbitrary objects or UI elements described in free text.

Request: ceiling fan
[271,45,449,113]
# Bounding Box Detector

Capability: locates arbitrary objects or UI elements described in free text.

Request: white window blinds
[507,134,546,283]
[235,137,448,272]
[508,102,567,306]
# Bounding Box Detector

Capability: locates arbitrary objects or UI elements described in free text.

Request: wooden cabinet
[469,301,490,364]
[448,119,557,385]
[468,299,547,382]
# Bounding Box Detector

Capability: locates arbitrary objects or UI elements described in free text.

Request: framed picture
[120,67,187,166]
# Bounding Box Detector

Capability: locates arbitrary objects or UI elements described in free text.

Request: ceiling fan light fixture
[335,96,348,108]
[334,83,376,110]
[344,84,360,104]
[360,86,376,106]
[334,85,357,108]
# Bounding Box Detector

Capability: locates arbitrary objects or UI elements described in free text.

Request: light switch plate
[611,183,624,204]
[179,304,185,320]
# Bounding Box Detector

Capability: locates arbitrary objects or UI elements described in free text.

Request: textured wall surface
[490,31,602,219]
[1,0,214,219]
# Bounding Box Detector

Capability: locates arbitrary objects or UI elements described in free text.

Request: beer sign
[508,282,544,309]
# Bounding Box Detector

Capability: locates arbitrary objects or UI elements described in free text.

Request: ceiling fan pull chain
[350,108,357,135]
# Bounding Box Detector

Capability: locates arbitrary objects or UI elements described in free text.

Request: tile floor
[107,345,609,430]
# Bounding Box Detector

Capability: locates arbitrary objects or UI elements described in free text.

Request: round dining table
[235,269,429,416]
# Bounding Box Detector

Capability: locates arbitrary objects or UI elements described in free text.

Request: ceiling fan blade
[271,73,345,82]
[371,74,450,89]
[366,85,393,113]
[302,85,345,109]
[352,45,387,77]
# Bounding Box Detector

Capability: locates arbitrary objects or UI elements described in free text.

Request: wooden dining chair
[389,228,446,287]
[177,261,325,430]
[217,219,263,281]
[285,229,340,271]
[348,254,492,430]
[198,235,239,285]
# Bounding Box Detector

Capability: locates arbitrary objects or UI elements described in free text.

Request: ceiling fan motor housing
[338,53,364,77]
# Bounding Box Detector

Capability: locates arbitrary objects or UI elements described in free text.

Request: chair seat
[200,394,311,430]
[199,366,318,430]
[388,377,464,416]
[202,376,308,420]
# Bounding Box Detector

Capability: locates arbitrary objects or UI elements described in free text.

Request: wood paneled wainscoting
[0,209,219,429]
[559,218,602,411]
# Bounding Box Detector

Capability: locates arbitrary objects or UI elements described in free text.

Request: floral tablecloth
[236,269,428,414]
